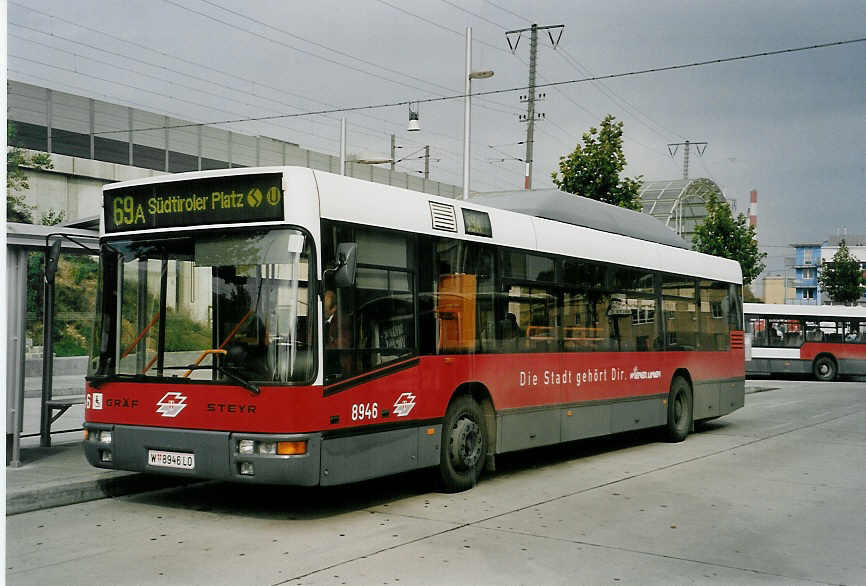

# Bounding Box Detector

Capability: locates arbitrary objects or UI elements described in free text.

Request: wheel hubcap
[449,417,482,471]
[819,363,829,375]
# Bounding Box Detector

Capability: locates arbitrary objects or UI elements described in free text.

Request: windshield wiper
[162,365,260,396]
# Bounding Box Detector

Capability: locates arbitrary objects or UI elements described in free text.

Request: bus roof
[100,166,742,285]
[744,303,866,319]
[470,188,690,250]
[315,169,741,285]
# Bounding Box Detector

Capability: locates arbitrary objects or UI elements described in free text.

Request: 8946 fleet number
[351,402,378,421]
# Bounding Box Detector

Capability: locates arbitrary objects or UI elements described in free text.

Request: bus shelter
[6,219,98,466]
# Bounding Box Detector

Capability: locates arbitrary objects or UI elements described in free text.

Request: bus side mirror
[333,242,357,288]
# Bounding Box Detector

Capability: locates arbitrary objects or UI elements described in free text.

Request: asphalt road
[6,380,865,585]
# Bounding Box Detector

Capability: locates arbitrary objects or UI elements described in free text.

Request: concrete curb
[7,473,201,516]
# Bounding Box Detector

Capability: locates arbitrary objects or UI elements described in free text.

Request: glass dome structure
[638,177,727,244]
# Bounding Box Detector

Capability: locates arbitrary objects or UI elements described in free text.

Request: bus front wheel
[440,396,487,492]
[665,376,693,442]
[813,356,837,382]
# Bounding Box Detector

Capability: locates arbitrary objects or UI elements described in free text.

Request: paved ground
[6,397,193,515]
[6,379,865,585]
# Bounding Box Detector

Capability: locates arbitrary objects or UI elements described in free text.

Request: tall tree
[551,114,643,210]
[692,192,766,285]
[7,122,54,223]
[818,240,865,305]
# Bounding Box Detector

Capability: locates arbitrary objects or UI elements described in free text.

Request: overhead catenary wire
[7,3,522,188]
[482,0,682,150]
[443,0,682,172]
[182,0,523,122]
[75,37,865,136]
[553,45,685,143]
[375,0,508,54]
[7,32,347,147]
[437,0,511,31]
[6,71,517,192]
[157,0,457,100]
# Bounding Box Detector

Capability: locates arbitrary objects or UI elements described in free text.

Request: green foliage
[27,254,101,357]
[551,115,643,211]
[692,192,766,285]
[116,272,210,356]
[41,209,67,226]
[164,312,212,352]
[7,122,55,223]
[818,240,865,305]
[744,285,762,303]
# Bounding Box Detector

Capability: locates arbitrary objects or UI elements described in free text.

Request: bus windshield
[89,227,315,385]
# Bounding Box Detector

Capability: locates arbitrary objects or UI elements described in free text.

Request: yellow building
[762,275,795,304]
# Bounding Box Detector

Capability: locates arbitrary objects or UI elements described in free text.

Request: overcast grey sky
[6,0,865,275]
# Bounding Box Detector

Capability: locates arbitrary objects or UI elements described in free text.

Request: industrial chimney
[748,190,758,228]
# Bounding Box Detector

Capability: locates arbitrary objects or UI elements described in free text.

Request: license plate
[148,450,195,470]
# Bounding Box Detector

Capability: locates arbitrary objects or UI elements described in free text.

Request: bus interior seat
[806,329,823,342]
[784,331,803,347]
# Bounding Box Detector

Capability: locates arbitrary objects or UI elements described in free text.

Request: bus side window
[661,275,697,351]
[562,290,607,352]
[804,320,823,342]
[748,317,768,346]
[431,240,495,354]
[844,320,864,343]
[321,222,416,382]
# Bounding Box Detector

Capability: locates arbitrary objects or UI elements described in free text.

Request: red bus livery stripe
[86,346,743,434]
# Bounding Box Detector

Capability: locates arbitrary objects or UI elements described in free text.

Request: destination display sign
[104,173,284,233]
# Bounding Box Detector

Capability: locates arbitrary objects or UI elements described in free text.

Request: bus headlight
[99,430,113,444]
[237,438,306,456]
[238,440,255,455]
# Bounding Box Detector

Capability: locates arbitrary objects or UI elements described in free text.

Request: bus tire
[439,395,487,492]
[665,376,692,443]
[813,355,837,382]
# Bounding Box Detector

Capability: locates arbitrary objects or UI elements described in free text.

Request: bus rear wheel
[665,376,692,442]
[440,396,487,492]
[813,355,837,382]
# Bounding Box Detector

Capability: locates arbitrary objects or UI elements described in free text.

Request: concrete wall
[8,80,463,222]
[13,152,165,221]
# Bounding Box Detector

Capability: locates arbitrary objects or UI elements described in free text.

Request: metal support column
[39,239,62,447]
[6,248,28,466]
[523,24,538,190]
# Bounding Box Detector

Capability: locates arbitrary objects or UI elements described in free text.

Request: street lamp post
[462,26,493,200]
[339,118,347,175]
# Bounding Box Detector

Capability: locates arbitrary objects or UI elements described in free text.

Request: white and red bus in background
[745,303,866,381]
[84,167,745,491]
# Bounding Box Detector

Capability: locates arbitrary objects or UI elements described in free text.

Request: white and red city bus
[745,303,866,381]
[84,167,745,491]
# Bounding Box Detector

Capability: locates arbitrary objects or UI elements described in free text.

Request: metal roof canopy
[7,222,99,251]
[470,188,690,249]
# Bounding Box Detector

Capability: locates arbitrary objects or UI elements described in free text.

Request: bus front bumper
[83,423,322,486]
